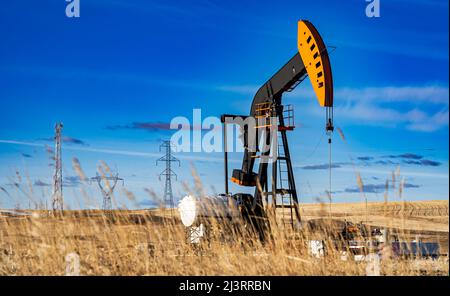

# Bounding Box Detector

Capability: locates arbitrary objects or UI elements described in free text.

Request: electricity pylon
[157,141,180,214]
[52,122,64,212]
[90,173,123,219]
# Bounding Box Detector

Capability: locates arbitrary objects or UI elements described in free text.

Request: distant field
[297,200,449,253]
[298,200,449,231]
[0,200,448,275]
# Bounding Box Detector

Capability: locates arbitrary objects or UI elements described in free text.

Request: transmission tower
[157,141,180,213]
[51,122,64,212]
[90,173,123,218]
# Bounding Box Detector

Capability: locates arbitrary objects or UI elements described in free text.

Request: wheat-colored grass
[0,159,448,275]
[0,201,448,275]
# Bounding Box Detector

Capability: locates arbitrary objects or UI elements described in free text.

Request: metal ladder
[276,132,294,227]
[254,102,298,228]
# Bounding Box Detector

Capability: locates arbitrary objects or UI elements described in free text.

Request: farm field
[0,200,448,275]
[297,200,449,253]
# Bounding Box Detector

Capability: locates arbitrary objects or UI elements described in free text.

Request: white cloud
[219,84,449,105]
[406,109,449,132]
[0,139,240,164]
[336,104,448,132]
[334,85,449,132]
[335,85,449,105]
[216,85,258,95]
[219,84,449,132]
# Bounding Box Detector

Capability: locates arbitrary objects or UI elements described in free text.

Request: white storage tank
[178,194,240,227]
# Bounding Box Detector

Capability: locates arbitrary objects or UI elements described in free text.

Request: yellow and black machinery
[221,20,334,240]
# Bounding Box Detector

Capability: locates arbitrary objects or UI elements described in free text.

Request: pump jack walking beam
[221,20,334,239]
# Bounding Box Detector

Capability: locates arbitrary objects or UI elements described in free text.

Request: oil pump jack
[221,20,334,240]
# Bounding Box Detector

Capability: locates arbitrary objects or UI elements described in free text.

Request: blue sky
[0,0,448,209]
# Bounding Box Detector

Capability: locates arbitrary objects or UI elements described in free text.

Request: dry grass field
[0,200,448,276]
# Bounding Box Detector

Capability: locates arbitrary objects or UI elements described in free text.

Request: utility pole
[157,141,180,215]
[52,122,64,212]
[90,173,123,219]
